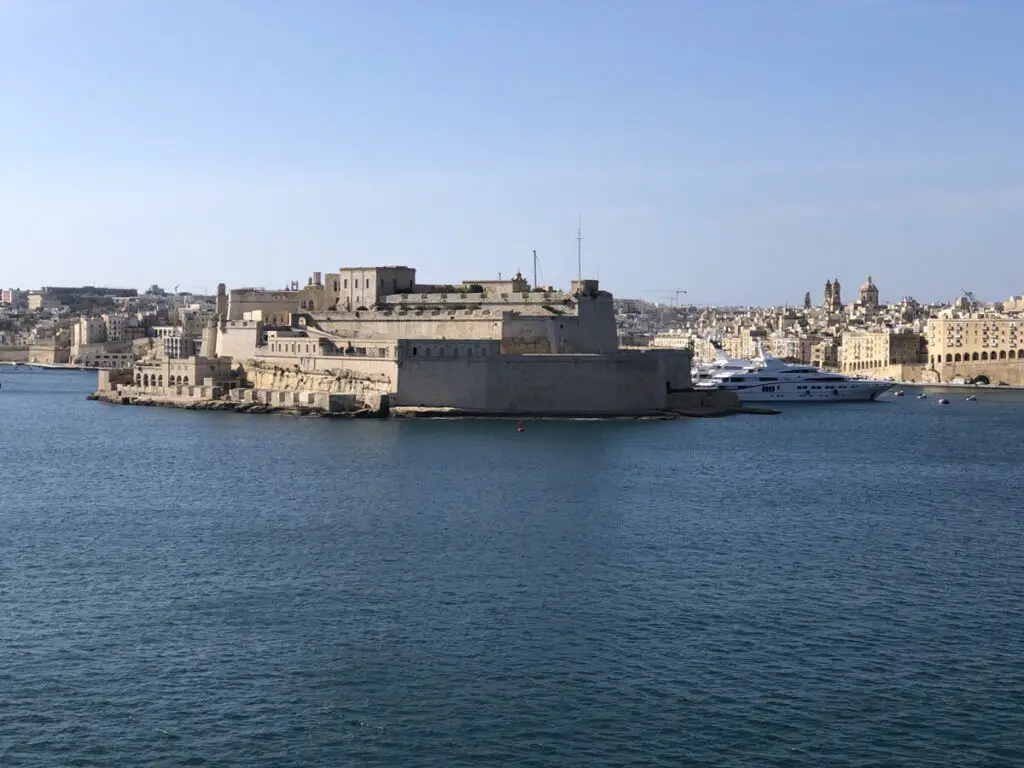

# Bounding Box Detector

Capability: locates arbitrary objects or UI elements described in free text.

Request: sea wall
[242,359,393,410]
[865,360,1024,386]
[393,350,692,416]
[0,346,29,362]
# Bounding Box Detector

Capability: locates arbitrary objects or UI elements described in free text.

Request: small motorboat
[516,420,525,433]
[893,390,904,397]
[965,395,977,402]
[938,398,950,405]
[917,393,928,399]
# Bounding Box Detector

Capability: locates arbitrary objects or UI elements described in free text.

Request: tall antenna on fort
[533,249,538,289]
[576,216,583,293]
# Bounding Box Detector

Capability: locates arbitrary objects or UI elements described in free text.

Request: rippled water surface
[2,369,1023,767]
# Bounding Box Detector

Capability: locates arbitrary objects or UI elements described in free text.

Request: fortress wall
[243,358,396,409]
[394,351,689,415]
[0,346,29,362]
[216,321,262,361]
[314,314,502,341]
[913,360,1024,385]
[851,360,1024,386]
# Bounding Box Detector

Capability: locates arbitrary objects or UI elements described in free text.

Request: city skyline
[3,0,1023,304]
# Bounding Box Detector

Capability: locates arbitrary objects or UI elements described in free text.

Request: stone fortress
[99,265,695,417]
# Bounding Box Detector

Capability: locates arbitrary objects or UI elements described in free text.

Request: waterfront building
[925,315,1023,366]
[840,330,925,373]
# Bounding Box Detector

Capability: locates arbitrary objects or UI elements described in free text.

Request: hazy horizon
[3,0,1022,305]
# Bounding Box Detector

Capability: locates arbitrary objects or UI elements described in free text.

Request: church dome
[860,276,878,294]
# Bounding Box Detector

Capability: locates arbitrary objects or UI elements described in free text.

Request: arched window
[142,374,149,386]
[1010,350,1017,359]
[183,376,189,385]
[981,352,989,360]
[999,350,1007,359]
[972,352,979,361]
[945,354,953,363]
[158,375,163,386]
[954,353,961,362]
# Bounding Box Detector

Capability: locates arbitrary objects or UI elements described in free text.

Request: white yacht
[690,340,763,385]
[694,347,892,403]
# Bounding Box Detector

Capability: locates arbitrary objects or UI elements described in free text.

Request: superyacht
[690,340,762,385]
[694,346,892,403]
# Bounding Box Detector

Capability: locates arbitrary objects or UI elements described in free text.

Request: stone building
[183,263,693,416]
[840,329,924,373]
[858,276,880,310]
[823,278,842,314]
[926,315,1023,367]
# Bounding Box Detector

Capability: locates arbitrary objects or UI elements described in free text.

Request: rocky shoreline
[86,391,380,418]
[87,391,778,420]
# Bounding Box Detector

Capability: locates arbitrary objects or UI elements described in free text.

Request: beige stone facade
[840,330,924,373]
[926,316,1024,366]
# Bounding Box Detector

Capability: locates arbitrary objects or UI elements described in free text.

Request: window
[344,279,348,288]
[412,346,418,356]
[365,279,370,288]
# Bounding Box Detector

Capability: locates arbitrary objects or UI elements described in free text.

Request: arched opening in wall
[1000,350,1007,359]
[158,375,163,386]
[954,353,962,362]
[945,354,953,363]
[176,376,182,386]
[1011,350,1017,359]
[142,374,149,386]
[972,352,979,361]
[982,352,989,360]
[975,374,991,385]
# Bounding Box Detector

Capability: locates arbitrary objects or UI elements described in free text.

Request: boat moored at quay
[694,349,893,403]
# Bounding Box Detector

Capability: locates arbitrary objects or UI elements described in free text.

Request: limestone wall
[243,359,395,410]
[394,350,691,415]
[852,360,1024,386]
[216,321,262,361]
[0,346,29,362]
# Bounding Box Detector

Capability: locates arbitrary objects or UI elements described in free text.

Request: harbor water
[2,369,1023,766]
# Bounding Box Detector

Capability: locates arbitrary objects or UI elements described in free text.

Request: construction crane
[650,289,688,306]
[961,289,978,306]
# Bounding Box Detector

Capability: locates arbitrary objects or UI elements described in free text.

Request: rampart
[392,349,692,416]
[0,346,29,363]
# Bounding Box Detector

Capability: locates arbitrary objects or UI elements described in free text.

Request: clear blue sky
[2,0,1022,305]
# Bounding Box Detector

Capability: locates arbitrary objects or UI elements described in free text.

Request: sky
[1,0,1022,306]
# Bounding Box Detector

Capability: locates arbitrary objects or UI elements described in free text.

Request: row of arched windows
[136,373,189,387]
[932,350,1022,365]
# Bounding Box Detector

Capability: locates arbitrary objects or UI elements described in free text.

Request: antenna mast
[576,216,583,293]
[533,249,538,289]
